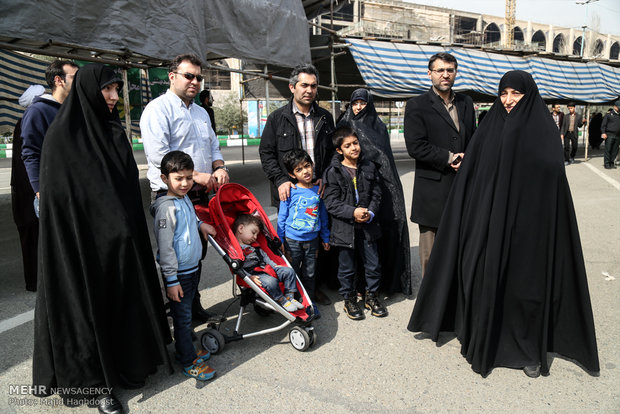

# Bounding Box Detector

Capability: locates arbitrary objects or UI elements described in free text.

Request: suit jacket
[404,88,475,228]
[560,112,584,136]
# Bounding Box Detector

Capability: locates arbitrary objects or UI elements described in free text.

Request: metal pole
[122,69,132,144]
[584,104,590,161]
[239,61,245,165]
[330,0,337,119]
[264,65,270,135]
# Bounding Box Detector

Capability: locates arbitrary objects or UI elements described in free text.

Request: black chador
[408,71,599,377]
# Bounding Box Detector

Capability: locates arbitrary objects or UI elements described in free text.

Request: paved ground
[0,144,618,413]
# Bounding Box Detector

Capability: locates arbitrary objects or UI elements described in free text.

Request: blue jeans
[254,266,297,302]
[337,231,381,299]
[170,270,199,367]
[286,237,319,299]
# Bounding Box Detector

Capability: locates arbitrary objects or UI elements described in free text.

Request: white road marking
[582,162,620,192]
[0,309,34,334]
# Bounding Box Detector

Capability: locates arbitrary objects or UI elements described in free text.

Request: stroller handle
[207,234,241,269]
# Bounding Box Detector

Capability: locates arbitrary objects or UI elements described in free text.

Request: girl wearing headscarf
[407,71,599,378]
[33,64,172,412]
[337,89,412,295]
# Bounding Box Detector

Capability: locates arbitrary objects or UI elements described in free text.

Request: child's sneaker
[193,349,211,364]
[279,298,298,312]
[183,362,215,381]
[285,294,305,311]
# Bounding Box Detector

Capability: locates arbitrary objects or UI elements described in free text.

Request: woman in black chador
[338,88,412,295]
[33,64,172,412]
[407,71,599,378]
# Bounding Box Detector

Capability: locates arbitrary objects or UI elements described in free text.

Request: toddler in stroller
[233,214,304,312]
[194,183,317,353]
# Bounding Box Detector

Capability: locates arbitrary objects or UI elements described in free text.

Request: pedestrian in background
[560,102,586,165]
[601,100,620,169]
[11,85,44,292]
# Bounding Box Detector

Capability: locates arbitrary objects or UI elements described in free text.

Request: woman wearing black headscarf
[34,64,172,412]
[407,71,599,378]
[337,89,412,295]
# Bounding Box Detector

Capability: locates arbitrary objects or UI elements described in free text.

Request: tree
[213,93,246,135]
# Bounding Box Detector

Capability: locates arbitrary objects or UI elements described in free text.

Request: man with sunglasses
[141,53,229,323]
[404,52,475,277]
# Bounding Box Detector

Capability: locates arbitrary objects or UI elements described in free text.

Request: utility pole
[576,0,599,57]
[505,0,516,48]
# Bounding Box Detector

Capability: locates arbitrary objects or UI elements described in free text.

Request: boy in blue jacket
[150,151,217,381]
[323,127,388,320]
[278,149,330,317]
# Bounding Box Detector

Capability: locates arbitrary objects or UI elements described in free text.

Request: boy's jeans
[286,237,319,299]
[170,270,199,367]
[254,266,297,302]
[337,231,381,299]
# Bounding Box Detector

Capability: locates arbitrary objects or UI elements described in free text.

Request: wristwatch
[213,165,229,173]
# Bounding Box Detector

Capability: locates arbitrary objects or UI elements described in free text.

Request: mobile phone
[452,155,462,165]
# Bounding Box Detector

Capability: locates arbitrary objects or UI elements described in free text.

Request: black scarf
[408,71,599,376]
[34,64,172,395]
[338,88,412,295]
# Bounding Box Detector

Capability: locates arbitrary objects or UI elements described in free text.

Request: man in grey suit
[560,102,587,165]
[404,52,476,277]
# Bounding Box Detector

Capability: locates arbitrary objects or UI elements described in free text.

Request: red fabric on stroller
[195,183,311,319]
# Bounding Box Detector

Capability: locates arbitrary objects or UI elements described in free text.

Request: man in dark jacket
[560,102,587,165]
[404,52,476,277]
[601,100,620,169]
[259,63,335,305]
[259,64,335,208]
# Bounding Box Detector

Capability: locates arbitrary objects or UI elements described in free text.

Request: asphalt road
[0,144,618,413]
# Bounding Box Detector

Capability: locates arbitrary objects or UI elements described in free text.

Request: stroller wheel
[253,302,274,317]
[289,327,311,352]
[307,327,317,346]
[201,328,226,355]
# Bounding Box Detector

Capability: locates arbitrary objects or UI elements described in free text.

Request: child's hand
[200,222,217,239]
[167,285,184,302]
[250,275,263,286]
[354,207,369,222]
[322,242,330,251]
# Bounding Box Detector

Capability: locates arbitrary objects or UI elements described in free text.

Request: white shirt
[140,90,222,191]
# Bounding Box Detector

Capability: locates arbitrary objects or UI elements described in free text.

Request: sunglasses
[173,72,204,82]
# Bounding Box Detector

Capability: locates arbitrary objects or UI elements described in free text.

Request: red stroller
[194,183,318,353]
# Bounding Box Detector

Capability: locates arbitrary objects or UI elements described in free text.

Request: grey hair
[289,63,319,86]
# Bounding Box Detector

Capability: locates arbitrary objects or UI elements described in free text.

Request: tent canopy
[0,0,311,68]
[346,39,620,103]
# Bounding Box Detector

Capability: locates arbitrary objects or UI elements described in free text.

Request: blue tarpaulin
[346,39,620,103]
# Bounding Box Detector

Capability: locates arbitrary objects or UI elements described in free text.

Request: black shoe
[314,289,332,306]
[98,393,124,414]
[523,365,541,378]
[192,306,224,323]
[365,291,388,317]
[344,297,365,320]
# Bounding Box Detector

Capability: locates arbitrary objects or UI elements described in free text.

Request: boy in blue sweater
[278,149,330,316]
[150,151,217,381]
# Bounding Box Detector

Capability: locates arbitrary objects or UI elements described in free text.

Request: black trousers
[563,131,578,161]
[604,135,620,167]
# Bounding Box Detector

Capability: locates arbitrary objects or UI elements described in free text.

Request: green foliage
[213,93,247,135]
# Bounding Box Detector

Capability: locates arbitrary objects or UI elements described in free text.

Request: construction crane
[505,0,516,48]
